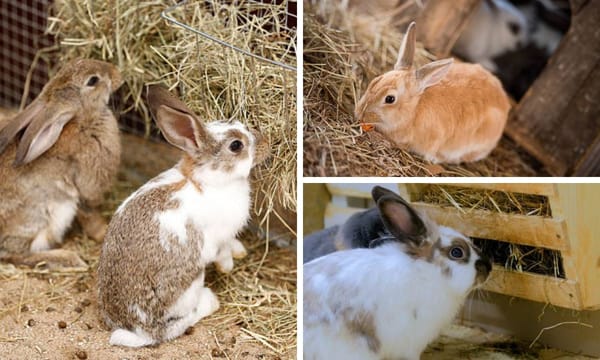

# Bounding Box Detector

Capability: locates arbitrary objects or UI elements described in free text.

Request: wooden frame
[323,183,600,311]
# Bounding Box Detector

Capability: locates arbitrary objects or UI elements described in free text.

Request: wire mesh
[0,0,56,110]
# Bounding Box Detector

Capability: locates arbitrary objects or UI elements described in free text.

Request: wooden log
[505,0,600,176]
[416,0,481,57]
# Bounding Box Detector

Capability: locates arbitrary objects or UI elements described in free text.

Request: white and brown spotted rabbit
[0,59,122,269]
[356,22,510,164]
[97,85,268,347]
[304,186,492,360]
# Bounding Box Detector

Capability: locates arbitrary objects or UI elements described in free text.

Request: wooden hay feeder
[418,0,600,176]
[324,183,600,311]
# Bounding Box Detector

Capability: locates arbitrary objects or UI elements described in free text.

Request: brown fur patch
[178,154,202,192]
[440,238,471,264]
[210,130,250,173]
[342,308,381,354]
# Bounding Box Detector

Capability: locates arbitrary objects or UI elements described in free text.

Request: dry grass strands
[48,0,296,220]
[414,185,563,278]
[303,2,541,176]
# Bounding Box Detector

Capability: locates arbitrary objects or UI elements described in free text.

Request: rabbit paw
[230,239,247,259]
[77,209,108,241]
[215,255,234,274]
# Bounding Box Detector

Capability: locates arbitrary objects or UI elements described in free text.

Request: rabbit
[97,85,269,348]
[356,22,510,164]
[0,59,123,269]
[454,0,530,72]
[304,186,418,263]
[303,186,492,360]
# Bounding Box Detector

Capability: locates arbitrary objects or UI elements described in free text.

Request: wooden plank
[483,266,584,310]
[326,183,401,200]
[416,0,481,57]
[505,1,600,175]
[303,183,331,236]
[554,184,600,309]
[573,134,600,176]
[412,203,569,250]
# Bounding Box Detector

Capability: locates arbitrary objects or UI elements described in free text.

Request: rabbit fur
[304,186,491,360]
[0,59,122,269]
[454,0,530,72]
[97,85,268,347]
[356,22,510,164]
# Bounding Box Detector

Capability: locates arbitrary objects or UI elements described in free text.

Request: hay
[303,2,543,177]
[414,185,563,278]
[47,0,296,222]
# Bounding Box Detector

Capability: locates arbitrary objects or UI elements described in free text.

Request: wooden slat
[505,0,600,175]
[416,0,481,57]
[483,266,585,310]
[412,203,569,251]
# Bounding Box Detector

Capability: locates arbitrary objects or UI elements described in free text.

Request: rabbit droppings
[97,85,268,347]
[304,186,492,360]
[0,59,122,269]
[356,22,510,164]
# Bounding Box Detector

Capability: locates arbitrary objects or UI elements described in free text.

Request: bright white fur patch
[116,168,184,215]
[155,174,251,258]
[110,328,155,347]
[30,200,78,252]
[164,276,219,340]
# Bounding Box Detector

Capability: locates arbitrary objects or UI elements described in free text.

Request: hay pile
[303,1,542,177]
[47,0,296,221]
[414,185,563,278]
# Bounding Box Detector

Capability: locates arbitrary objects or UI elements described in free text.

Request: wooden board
[411,203,569,250]
[483,266,583,310]
[416,0,481,57]
[505,0,600,176]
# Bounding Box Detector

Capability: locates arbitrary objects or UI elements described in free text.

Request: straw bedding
[303,1,544,177]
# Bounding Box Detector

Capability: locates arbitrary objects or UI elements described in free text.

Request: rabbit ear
[12,102,77,166]
[416,58,453,93]
[0,100,45,156]
[377,194,427,246]
[146,85,213,154]
[394,21,416,70]
[371,186,400,203]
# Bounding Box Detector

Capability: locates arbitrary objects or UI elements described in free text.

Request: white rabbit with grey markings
[304,186,491,360]
[97,85,268,347]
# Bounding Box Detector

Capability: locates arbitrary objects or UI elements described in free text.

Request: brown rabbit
[356,22,510,164]
[0,59,123,269]
[97,85,268,347]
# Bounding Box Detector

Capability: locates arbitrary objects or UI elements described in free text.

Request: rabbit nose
[475,257,492,277]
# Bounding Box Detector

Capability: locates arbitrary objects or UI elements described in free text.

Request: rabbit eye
[508,22,520,35]
[229,140,243,153]
[384,95,395,104]
[449,246,465,260]
[86,76,100,87]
